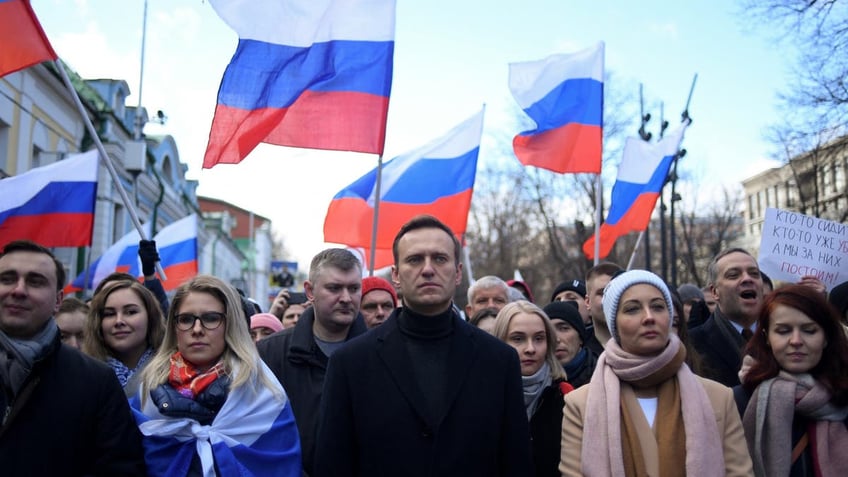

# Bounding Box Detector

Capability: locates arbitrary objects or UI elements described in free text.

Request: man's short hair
[392,215,460,265]
[58,296,89,315]
[466,275,508,303]
[585,262,622,286]
[308,248,362,283]
[707,247,754,285]
[1,240,65,290]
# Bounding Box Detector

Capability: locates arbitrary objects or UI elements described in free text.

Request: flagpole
[592,173,601,265]
[626,231,644,271]
[53,60,166,280]
[367,153,384,276]
[461,237,475,285]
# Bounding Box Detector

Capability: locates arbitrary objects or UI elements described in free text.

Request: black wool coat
[530,379,570,477]
[257,306,368,476]
[313,309,533,477]
[0,337,146,476]
[689,310,747,387]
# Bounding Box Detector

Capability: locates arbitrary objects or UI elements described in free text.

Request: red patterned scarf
[168,352,225,399]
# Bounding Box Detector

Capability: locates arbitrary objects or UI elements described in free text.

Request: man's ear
[304,281,314,301]
[54,289,64,314]
[391,266,400,287]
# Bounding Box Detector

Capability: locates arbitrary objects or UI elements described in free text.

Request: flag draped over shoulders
[0,151,98,249]
[583,120,689,260]
[324,109,484,269]
[509,42,604,174]
[0,0,57,77]
[131,361,301,477]
[203,0,397,168]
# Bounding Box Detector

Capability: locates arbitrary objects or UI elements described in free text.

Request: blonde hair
[84,279,165,362]
[139,275,280,404]
[493,300,567,381]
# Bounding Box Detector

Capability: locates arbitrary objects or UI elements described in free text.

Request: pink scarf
[581,335,725,476]
[743,371,848,477]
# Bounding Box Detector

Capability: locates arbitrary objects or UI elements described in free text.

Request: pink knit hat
[250,313,284,333]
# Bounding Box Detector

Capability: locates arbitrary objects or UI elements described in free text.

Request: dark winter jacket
[0,334,146,476]
[313,309,533,477]
[530,379,572,477]
[257,306,367,476]
[690,309,748,387]
[564,347,599,389]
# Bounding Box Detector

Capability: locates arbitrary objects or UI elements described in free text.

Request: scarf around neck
[743,371,848,477]
[522,361,551,420]
[108,347,154,387]
[582,334,725,477]
[168,351,225,399]
[0,320,59,399]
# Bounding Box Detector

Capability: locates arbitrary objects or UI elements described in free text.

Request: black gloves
[138,239,160,277]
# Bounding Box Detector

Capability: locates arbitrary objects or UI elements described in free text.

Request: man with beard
[258,248,366,476]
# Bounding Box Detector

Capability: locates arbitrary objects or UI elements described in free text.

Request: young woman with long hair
[132,275,301,476]
[739,284,848,477]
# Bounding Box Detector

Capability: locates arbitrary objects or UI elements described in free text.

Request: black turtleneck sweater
[397,306,455,423]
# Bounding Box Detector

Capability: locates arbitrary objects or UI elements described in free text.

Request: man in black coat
[0,240,145,476]
[314,216,533,477]
[689,248,764,387]
[258,248,367,476]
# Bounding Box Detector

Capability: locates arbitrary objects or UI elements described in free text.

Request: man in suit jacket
[689,248,764,387]
[314,215,533,477]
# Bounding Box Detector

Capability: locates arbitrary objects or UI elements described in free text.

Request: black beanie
[543,301,588,343]
[550,279,587,303]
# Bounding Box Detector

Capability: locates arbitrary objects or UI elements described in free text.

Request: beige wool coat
[559,376,754,477]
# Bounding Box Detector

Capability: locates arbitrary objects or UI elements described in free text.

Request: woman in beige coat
[559,270,753,477]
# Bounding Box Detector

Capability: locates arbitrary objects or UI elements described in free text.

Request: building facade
[1,61,259,296]
[197,197,274,307]
[741,135,848,253]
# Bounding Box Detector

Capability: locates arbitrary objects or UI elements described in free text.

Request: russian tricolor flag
[324,109,484,269]
[0,151,98,249]
[0,0,58,78]
[509,42,604,174]
[66,214,198,293]
[203,0,396,168]
[583,120,689,260]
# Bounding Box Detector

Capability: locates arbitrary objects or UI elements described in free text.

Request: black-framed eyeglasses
[174,312,225,331]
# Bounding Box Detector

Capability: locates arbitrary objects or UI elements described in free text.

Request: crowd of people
[1,214,846,476]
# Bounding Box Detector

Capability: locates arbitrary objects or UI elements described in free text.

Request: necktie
[741,328,754,341]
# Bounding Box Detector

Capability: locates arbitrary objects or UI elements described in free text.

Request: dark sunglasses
[174,312,225,331]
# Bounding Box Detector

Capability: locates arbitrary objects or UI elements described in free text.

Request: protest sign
[758,207,847,291]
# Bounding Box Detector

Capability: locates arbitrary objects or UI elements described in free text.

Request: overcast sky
[33,0,786,267]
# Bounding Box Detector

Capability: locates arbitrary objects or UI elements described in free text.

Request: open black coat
[313,309,533,477]
[0,337,145,476]
[257,307,367,476]
[689,309,747,387]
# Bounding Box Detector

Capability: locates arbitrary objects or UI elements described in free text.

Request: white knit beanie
[602,269,674,343]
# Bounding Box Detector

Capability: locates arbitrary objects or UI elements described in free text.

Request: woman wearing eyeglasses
[131,275,301,476]
[84,279,165,394]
